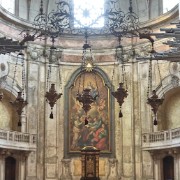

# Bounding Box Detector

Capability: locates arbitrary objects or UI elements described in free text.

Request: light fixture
[112,83,128,118]
[111,38,128,118]
[45,83,62,119]
[11,92,28,126]
[10,53,28,126]
[145,42,164,125]
[76,32,98,125]
[20,0,141,44]
[147,90,164,125]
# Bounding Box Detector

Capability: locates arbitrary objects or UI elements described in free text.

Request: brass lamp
[76,88,97,125]
[147,90,164,125]
[45,83,62,119]
[111,82,128,118]
[11,92,28,126]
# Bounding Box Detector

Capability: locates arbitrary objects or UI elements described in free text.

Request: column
[18,154,26,180]
[154,156,161,180]
[21,113,27,133]
[174,154,178,180]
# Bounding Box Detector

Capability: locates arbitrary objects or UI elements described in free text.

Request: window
[73,0,104,28]
[163,0,179,13]
[1,0,15,14]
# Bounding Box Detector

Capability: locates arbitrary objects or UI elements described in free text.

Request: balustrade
[142,127,180,150]
[0,129,36,151]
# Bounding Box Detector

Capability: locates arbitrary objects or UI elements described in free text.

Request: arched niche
[64,67,114,157]
[158,87,180,130]
[155,75,180,130]
[0,89,19,131]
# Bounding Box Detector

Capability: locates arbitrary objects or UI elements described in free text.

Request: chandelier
[20,0,141,46]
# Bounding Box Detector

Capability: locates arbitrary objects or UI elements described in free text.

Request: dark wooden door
[5,156,16,180]
[163,156,174,180]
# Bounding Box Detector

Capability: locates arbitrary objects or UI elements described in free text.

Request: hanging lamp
[76,30,98,125]
[111,37,128,118]
[146,40,164,125]
[10,52,28,126]
[45,83,62,119]
[11,92,28,126]
[112,82,128,118]
[147,90,164,125]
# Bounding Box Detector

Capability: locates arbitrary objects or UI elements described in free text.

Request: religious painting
[69,71,111,153]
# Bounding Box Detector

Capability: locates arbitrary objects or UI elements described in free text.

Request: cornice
[140,5,179,29]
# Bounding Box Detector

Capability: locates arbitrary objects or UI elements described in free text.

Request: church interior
[0,0,180,179]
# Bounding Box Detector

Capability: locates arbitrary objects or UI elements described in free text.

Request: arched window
[0,0,15,14]
[73,0,104,28]
[163,0,179,13]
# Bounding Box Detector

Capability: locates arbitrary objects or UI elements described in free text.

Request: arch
[153,75,180,130]
[155,74,180,98]
[64,67,114,158]
[5,156,16,180]
[0,76,22,131]
[158,87,180,130]
[0,89,20,131]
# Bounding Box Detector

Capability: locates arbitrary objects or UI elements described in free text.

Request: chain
[82,48,87,90]
[21,55,26,98]
[147,57,152,98]
[10,55,18,100]
[46,64,51,90]
[59,65,62,93]
[111,62,115,91]
[157,60,165,97]
[129,0,133,12]
[94,71,99,97]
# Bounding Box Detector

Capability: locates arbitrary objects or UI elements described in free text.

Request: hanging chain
[129,0,133,12]
[147,57,152,98]
[10,55,18,100]
[93,71,99,97]
[59,65,62,93]
[46,63,52,91]
[157,60,165,98]
[21,55,26,98]
[77,48,86,94]
[82,48,87,90]
[111,62,115,92]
